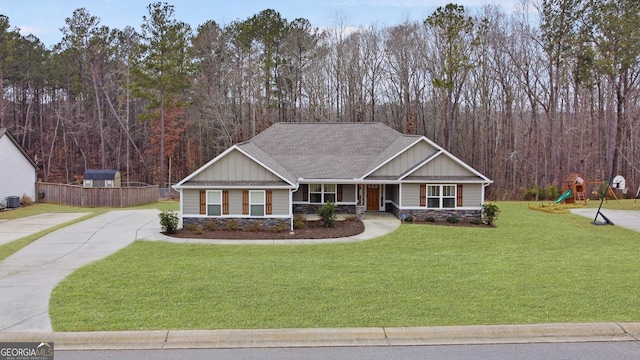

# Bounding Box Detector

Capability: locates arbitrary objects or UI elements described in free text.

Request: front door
[366,184,380,211]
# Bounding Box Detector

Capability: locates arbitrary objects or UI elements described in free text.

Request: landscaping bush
[204,220,219,232]
[226,219,239,231]
[318,201,337,228]
[158,210,179,234]
[21,193,33,206]
[270,223,290,233]
[469,219,482,225]
[482,203,501,226]
[293,214,307,229]
[425,216,436,223]
[446,216,459,224]
[245,221,262,232]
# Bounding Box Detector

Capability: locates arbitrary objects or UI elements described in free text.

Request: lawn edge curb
[1,322,638,350]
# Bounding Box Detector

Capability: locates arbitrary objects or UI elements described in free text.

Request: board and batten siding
[0,134,36,203]
[411,154,475,177]
[182,188,290,216]
[192,149,282,182]
[369,141,438,177]
[401,183,483,208]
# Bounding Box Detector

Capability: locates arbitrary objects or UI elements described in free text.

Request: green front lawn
[49,202,640,331]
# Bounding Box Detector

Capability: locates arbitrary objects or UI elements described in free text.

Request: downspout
[172,185,183,228]
[290,183,299,233]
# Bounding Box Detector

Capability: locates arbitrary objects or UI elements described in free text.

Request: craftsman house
[173,122,492,230]
[0,128,38,207]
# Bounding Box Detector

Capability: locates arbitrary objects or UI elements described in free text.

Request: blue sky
[0,0,519,48]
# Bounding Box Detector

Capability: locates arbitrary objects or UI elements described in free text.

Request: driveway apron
[0,209,160,332]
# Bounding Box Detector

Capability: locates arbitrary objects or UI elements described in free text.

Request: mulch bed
[167,219,365,240]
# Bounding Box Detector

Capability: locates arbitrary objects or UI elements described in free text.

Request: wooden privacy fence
[36,182,159,208]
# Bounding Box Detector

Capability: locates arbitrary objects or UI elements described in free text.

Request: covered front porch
[292,182,398,219]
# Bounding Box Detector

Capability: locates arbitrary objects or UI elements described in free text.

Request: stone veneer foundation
[183,217,291,231]
[388,203,482,223]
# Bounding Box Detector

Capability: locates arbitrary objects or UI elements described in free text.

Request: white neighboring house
[0,128,38,207]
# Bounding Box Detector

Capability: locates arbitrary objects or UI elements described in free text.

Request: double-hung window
[250,190,265,216]
[207,190,222,216]
[309,184,337,203]
[426,185,456,209]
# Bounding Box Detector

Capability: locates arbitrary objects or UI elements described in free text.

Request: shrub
[159,210,179,234]
[21,193,33,206]
[293,214,307,229]
[191,225,205,235]
[469,219,482,225]
[318,201,337,228]
[226,219,240,231]
[245,221,262,232]
[183,223,198,232]
[482,203,501,226]
[270,222,289,233]
[204,220,219,232]
[425,216,436,223]
[446,216,459,224]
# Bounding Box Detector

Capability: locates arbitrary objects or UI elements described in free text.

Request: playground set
[528,173,622,214]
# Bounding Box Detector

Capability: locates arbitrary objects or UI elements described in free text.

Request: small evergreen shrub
[469,219,482,225]
[482,203,501,226]
[318,201,337,228]
[159,210,179,234]
[446,216,459,224]
[426,216,436,223]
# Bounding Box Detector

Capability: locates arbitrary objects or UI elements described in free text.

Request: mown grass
[49,202,640,331]
[0,200,178,261]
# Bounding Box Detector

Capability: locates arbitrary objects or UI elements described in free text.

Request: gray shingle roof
[238,122,415,180]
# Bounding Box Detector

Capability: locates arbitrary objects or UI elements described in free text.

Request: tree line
[1,1,639,199]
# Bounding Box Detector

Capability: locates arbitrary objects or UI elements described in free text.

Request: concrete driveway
[0,209,160,332]
[570,208,640,232]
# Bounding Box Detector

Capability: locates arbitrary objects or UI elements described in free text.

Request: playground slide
[555,189,573,204]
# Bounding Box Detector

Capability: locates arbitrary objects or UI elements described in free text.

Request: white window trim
[207,190,222,216]
[249,190,265,217]
[308,184,337,204]
[426,184,456,209]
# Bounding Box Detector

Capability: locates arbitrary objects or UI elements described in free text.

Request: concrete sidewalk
[0,209,160,332]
